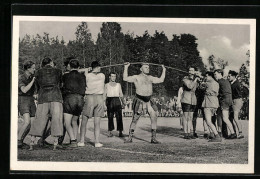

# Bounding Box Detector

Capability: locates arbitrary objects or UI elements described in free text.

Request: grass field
[18,117,248,163]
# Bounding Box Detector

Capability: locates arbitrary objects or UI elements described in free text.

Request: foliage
[19,22,213,97]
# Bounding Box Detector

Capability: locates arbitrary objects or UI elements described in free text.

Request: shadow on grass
[140,125,207,139]
[140,126,184,138]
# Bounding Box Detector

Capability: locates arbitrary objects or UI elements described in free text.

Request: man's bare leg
[188,112,195,139]
[183,112,189,138]
[78,115,88,146]
[233,111,244,138]
[18,113,31,146]
[72,116,79,140]
[222,110,236,139]
[94,117,102,147]
[124,114,141,143]
[64,113,76,141]
[150,109,160,144]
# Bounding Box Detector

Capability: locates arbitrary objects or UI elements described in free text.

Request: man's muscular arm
[123,62,136,83]
[150,65,166,84]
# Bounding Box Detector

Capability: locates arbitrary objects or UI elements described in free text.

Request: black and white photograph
[10,16,255,173]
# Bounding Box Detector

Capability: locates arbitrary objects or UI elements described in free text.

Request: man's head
[69,59,80,70]
[41,57,54,68]
[91,61,101,72]
[23,60,36,75]
[140,63,150,75]
[195,67,202,76]
[214,69,223,80]
[205,71,215,81]
[228,70,238,82]
[109,72,117,82]
[64,57,74,71]
[188,66,196,76]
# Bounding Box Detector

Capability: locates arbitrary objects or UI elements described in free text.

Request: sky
[19,21,250,71]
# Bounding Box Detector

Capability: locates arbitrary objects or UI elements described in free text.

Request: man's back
[35,65,62,103]
[63,70,86,96]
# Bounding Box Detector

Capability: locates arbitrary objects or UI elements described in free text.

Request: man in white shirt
[104,72,124,137]
[123,62,166,144]
[78,61,105,148]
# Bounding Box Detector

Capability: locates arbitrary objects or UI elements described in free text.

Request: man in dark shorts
[29,58,64,150]
[104,72,124,137]
[228,70,244,139]
[192,69,205,138]
[214,69,236,139]
[123,62,166,144]
[62,59,86,147]
[18,60,36,148]
[181,67,200,139]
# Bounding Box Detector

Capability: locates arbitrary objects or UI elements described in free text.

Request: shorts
[29,102,63,137]
[82,94,104,118]
[232,98,243,112]
[204,108,217,117]
[181,103,196,112]
[219,96,232,110]
[18,96,36,117]
[132,96,158,115]
[219,100,232,110]
[63,94,84,116]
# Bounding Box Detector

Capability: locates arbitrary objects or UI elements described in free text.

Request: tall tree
[75,22,96,67]
[96,22,126,84]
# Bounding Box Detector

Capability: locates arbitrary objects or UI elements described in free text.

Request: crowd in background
[120,96,201,118]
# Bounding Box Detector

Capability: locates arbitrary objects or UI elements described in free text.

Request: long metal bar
[99,62,190,75]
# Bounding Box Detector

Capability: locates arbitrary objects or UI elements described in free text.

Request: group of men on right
[180,67,247,142]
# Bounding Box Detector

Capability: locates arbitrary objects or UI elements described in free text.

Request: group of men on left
[18,57,125,150]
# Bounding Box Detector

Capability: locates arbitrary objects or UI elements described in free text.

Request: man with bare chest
[123,62,166,143]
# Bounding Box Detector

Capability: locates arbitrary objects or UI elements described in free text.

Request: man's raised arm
[151,65,166,84]
[123,62,136,83]
[78,67,92,74]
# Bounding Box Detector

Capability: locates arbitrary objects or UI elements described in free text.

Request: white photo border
[11,16,256,173]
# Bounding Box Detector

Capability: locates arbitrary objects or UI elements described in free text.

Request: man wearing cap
[123,62,166,144]
[29,57,64,150]
[18,60,36,148]
[78,61,105,148]
[214,69,236,139]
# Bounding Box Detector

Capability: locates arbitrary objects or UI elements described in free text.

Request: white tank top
[106,83,120,97]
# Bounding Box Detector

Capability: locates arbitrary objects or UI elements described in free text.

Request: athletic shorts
[63,94,84,116]
[181,103,196,112]
[18,96,36,117]
[132,96,158,115]
[82,94,104,118]
[204,108,217,117]
[232,98,243,112]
